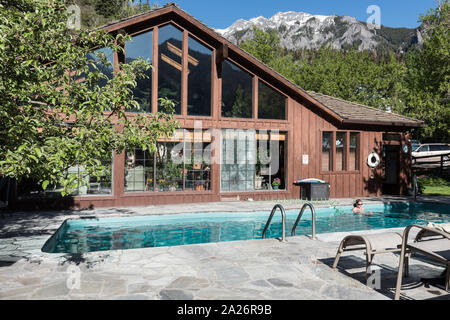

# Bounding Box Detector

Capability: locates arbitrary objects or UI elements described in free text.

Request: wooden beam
[161,53,183,72]
[216,44,228,64]
[167,42,198,66]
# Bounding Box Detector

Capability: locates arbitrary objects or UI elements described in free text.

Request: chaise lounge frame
[394,224,450,300]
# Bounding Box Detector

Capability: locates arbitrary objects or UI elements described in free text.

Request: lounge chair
[394,224,450,300]
[332,231,409,278]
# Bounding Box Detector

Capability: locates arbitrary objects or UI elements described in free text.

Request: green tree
[240,27,407,114]
[72,0,157,29]
[240,26,281,65]
[294,46,407,112]
[401,0,450,141]
[0,0,178,195]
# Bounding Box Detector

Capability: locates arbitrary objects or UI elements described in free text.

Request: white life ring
[367,152,380,168]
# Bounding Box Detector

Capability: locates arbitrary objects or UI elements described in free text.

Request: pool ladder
[262,203,317,242]
[262,204,287,242]
[291,202,316,239]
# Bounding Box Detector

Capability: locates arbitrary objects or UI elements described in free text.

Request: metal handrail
[262,204,287,242]
[291,202,316,239]
[413,174,418,202]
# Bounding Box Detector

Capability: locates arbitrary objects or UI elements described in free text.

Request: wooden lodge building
[11,4,424,210]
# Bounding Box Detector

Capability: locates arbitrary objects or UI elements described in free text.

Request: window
[125,148,154,192]
[349,132,360,171]
[221,130,256,191]
[158,24,183,114]
[124,129,211,192]
[155,140,184,191]
[430,145,440,152]
[19,153,114,197]
[66,155,113,195]
[322,132,332,172]
[184,131,212,191]
[335,132,346,171]
[187,36,212,116]
[382,133,401,142]
[221,129,286,191]
[258,80,286,120]
[430,144,450,151]
[80,47,114,90]
[418,145,429,152]
[221,60,253,118]
[322,131,360,172]
[125,30,153,113]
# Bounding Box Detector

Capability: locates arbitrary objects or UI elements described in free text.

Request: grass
[417,176,450,196]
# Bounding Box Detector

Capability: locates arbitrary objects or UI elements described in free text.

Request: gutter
[341,119,425,128]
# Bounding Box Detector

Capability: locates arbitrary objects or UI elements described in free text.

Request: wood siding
[14,8,413,210]
[68,96,410,209]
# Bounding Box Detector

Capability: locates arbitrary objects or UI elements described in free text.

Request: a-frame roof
[100,3,424,129]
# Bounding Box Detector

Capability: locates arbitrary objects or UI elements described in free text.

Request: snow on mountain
[215,11,420,52]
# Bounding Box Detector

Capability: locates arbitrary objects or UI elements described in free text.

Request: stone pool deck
[0,196,449,300]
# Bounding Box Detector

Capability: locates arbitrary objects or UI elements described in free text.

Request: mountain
[215,11,423,53]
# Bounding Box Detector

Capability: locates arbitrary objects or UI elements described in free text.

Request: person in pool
[352,199,373,215]
[352,199,365,214]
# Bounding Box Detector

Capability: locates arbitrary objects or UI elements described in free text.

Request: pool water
[42,202,450,253]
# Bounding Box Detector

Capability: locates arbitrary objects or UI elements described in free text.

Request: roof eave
[341,119,425,128]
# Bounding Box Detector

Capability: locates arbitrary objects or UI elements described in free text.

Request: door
[382,145,400,194]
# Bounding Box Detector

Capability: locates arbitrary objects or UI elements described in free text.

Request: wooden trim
[121,190,215,197]
[182,30,188,116]
[152,26,158,113]
[211,42,217,120]
[319,129,362,175]
[219,190,290,195]
[114,150,124,198]
[216,44,228,64]
[126,26,155,38]
[345,131,350,171]
[331,131,336,172]
[102,6,174,33]
[253,76,258,119]
[161,53,183,71]
[72,195,115,201]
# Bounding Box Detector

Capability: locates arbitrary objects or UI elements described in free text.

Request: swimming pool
[42,202,449,253]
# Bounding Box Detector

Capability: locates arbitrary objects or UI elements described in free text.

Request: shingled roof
[307,91,424,127]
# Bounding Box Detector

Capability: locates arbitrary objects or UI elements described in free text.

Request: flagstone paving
[0,196,449,300]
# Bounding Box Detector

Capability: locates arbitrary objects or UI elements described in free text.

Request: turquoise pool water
[42,202,450,253]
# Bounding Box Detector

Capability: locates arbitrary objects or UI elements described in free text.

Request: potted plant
[272,178,281,190]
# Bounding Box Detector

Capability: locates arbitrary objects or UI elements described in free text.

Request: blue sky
[154,0,436,29]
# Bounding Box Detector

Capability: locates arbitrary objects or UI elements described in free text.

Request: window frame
[319,130,361,174]
[219,58,289,122]
[219,129,288,193]
[121,21,216,118]
[220,58,255,120]
[185,33,214,118]
[256,78,288,121]
[123,129,213,194]
[123,28,155,114]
